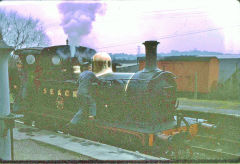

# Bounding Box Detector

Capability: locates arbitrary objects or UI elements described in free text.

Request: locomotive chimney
[143,40,160,72]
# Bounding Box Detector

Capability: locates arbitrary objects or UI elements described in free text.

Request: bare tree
[0,9,50,50]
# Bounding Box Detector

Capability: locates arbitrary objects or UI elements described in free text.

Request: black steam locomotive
[10,41,199,158]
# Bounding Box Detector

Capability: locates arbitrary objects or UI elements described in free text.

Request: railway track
[192,135,240,158]
[176,107,240,161]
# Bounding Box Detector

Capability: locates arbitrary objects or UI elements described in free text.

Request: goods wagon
[138,56,219,93]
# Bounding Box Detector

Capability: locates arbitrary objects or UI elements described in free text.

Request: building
[115,63,139,72]
[199,55,240,84]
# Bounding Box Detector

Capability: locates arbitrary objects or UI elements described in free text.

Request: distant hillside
[110,53,138,61]
[158,50,224,56]
[110,50,239,61]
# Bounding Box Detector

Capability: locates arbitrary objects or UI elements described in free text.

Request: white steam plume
[58,2,105,47]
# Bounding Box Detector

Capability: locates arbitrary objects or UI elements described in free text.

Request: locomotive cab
[11,45,96,128]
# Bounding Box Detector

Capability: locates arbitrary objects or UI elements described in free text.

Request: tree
[0,9,50,50]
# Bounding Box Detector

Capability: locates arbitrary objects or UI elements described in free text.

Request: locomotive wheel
[22,113,33,126]
[173,145,193,160]
[34,117,58,131]
[165,131,193,159]
[164,144,193,160]
[61,122,72,134]
[23,119,33,126]
[34,117,46,129]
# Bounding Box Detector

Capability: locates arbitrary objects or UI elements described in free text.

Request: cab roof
[14,47,44,56]
[14,45,97,61]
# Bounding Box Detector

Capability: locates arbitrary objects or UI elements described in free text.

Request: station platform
[13,121,165,160]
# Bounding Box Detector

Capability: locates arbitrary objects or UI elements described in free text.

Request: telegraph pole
[0,30,14,160]
[137,46,141,55]
[194,72,198,99]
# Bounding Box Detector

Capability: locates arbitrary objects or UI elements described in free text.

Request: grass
[10,94,14,103]
[179,97,240,110]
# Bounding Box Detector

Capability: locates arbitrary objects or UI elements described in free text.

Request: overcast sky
[1,0,240,54]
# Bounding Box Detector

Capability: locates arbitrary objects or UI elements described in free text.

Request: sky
[0,0,240,54]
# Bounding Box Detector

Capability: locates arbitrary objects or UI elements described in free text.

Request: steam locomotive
[10,41,199,158]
